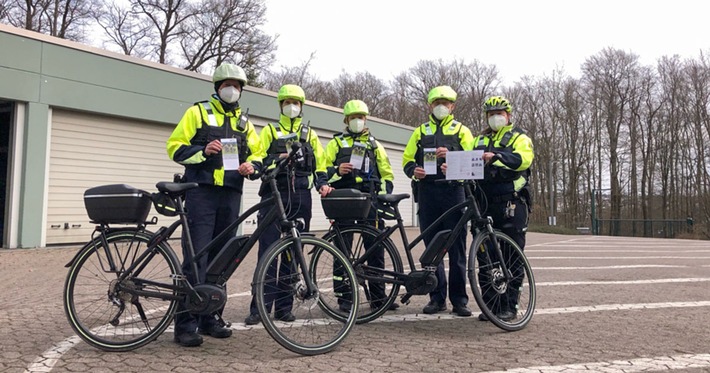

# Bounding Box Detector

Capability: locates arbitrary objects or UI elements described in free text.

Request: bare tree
[94,1,150,57]
[179,0,275,74]
[329,72,390,117]
[582,48,641,234]
[261,53,338,106]
[128,0,191,65]
[0,0,11,21]
[2,0,96,41]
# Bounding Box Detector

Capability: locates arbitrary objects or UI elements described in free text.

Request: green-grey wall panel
[0,32,42,72]
[0,66,41,102]
[39,75,196,124]
[18,102,49,248]
[40,43,210,103]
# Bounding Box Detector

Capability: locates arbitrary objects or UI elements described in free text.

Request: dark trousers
[333,207,386,307]
[417,182,468,307]
[477,198,529,313]
[249,188,312,316]
[174,185,241,336]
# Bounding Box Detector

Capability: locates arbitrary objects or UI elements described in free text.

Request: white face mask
[219,86,240,104]
[282,104,301,118]
[432,104,450,120]
[488,114,508,131]
[348,118,365,133]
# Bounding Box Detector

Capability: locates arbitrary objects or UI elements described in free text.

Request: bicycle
[318,179,536,331]
[62,143,358,355]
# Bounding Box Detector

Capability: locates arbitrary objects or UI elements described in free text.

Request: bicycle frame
[330,181,514,285]
[81,146,319,306]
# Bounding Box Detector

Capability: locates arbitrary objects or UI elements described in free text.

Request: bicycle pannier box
[84,184,152,224]
[321,188,371,220]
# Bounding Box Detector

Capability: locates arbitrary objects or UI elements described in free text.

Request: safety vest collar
[422,117,459,135]
[199,101,247,131]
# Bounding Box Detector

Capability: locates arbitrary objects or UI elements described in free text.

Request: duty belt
[488,192,521,204]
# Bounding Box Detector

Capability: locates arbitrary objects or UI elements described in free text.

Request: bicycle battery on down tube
[206,235,250,283]
[419,229,452,267]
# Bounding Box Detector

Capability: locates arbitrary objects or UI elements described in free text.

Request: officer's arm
[402,129,421,179]
[375,142,394,194]
[244,121,265,179]
[324,139,340,183]
[309,129,330,191]
[496,133,534,171]
[459,126,475,151]
[167,106,205,164]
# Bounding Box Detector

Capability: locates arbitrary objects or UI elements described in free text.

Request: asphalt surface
[2,229,710,372]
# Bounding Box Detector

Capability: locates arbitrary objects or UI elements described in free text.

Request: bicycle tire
[253,236,358,355]
[468,230,536,331]
[321,225,403,324]
[63,230,181,351]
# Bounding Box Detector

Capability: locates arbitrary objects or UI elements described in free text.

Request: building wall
[0,24,416,248]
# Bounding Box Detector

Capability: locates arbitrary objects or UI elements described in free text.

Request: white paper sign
[349,142,367,170]
[445,150,485,180]
[423,148,437,175]
[221,138,239,170]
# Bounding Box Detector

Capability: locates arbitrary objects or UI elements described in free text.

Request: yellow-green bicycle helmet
[277,84,306,103]
[427,85,457,104]
[483,96,513,113]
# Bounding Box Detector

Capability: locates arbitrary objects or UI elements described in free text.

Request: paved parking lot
[2,230,710,372]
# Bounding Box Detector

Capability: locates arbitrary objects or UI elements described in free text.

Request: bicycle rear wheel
[321,225,403,324]
[468,230,536,331]
[63,230,181,351]
[253,236,358,355]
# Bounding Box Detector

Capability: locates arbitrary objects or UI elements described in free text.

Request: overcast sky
[261,0,709,85]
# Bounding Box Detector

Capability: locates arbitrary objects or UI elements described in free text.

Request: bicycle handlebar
[261,142,304,183]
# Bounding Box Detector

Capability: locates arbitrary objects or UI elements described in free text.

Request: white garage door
[46,111,413,245]
[47,110,184,245]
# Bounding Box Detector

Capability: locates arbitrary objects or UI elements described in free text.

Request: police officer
[324,99,398,312]
[167,63,265,347]
[244,84,333,325]
[474,95,534,322]
[402,86,474,317]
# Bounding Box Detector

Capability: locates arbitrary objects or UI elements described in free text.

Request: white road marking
[537,277,710,286]
[24,337,81,373]
[527,256,710,259]
[527,249,710,252]
[533,264,685,270]
[27,300,710,372]
[481,353,710,373]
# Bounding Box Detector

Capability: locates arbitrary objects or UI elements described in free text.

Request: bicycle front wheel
[468,230,536,331]
[321,225,403,324]
[253,236,358,356]
[63,230,181,351]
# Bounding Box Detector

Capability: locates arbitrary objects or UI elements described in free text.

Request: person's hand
[238,162,254,176]
[338,163,354,175]
[483,152,497,164]
[413,167,426,179]
[204,139,222,155]
[279,153,288,159]
[319,185,333,197]
[441,163,447,175]
[435,146,448,158]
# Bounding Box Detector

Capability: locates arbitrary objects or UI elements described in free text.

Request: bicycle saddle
[377,194,410,204]
[155,181,199,195]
